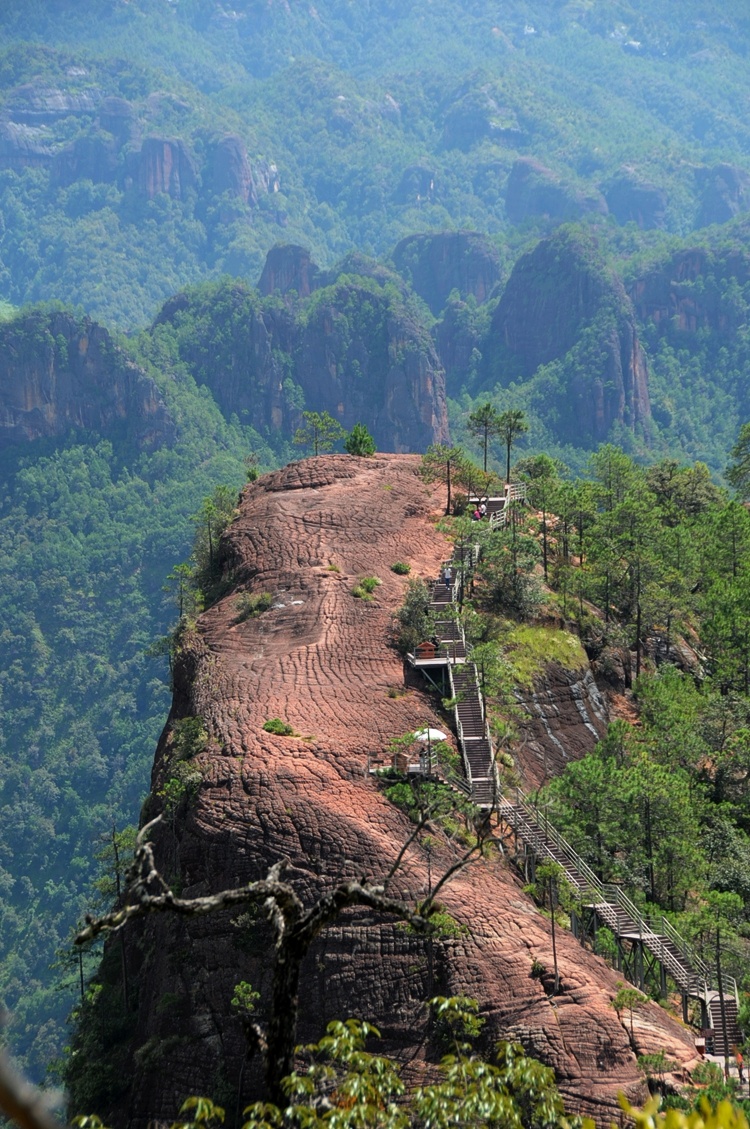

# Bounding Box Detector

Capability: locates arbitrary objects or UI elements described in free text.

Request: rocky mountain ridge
[84,455,698,1127]
[0,83,279,207]
[155,265,450,454]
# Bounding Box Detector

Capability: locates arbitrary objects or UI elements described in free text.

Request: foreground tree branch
[74,814,487,1106]
[0,1048,64,1129]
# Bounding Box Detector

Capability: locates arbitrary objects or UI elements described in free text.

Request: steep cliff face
[505,158,608,225]
[0,310,174,447]
[696,164,750,228]
[135,137,198,200]
[52,131,121,187]
[208,135,262,206]
[5,83,101,123]
[154,266,450,453]
[605,173,667,230]
[258,244,320,297]
[296,279,449,451]
[153,282,298,435]
[392,232,502,316]
[485,227,651,446]
[514,663,609,791]
[0,79,280,209]
[0,121,53,170]
[105,456,696,1127]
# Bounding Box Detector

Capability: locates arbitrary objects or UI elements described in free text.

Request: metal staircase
[425,577,495,807]
[497,789,740,1052]
[405,484,740,1053]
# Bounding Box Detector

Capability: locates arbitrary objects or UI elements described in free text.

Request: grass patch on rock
[503,625,587,687]
[263,718,295,736]
[352,575,381,599]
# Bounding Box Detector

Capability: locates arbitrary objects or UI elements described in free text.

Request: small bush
[352,575,381,599]
[391,561,411,575]
[394,578,433,653]
[171,716,208,761]
[234,591,273,623]
[263,718,295,736]
[159,761,203,815]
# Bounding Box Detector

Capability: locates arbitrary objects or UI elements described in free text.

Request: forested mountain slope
[0,307,276,1079]
[0,1,750,326]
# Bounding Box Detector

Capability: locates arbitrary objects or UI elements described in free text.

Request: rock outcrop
[0,121,53,171]
[434,297,485,395]
[392,232,502,315]
[696,164,750,228]
[156,267,450,453]
[394,164,436,204]
[208,134,258,205]
[629,244,750,336]
[486,227,651,445]
[258,244,320,297]
[51,130,121,187]
[515,663,609,790]
[105,456,697,1128]
[441,88,525,150]
[135,137,198,200]
[5,84,101,124]
[98,96,138,144]
[605,173,668,230]
[0,310,174,448]
[506,158,608,225]
[296,280,449,451]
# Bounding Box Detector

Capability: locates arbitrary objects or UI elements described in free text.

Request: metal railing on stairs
[498,785,739,1010]
[420,513,738,1043]
[489,482,528,529]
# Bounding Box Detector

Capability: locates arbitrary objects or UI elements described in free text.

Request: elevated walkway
[497,789,740,1054]
[406,482,529,804]
[404,480,739,1053]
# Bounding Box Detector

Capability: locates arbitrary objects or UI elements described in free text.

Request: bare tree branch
[72,807,484,1108]
[382,809,432,889]
[420,822,493,915]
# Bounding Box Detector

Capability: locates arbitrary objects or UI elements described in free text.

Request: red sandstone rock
[116,455,697,1127]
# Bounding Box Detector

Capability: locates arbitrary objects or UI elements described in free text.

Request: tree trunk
[446,457,452,516]
[542,508,548,582]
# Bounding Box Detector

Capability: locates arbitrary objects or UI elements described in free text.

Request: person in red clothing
[735,1047,745,1085]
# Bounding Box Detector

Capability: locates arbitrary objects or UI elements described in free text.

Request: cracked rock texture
[114,455,696,1127]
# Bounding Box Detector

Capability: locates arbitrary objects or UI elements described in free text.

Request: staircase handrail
[447,664,473,787]
[602,885,702,989]
[501,799,600,898]
[512,789,606,898]
[446,769,472,796]
[508,788,716,995]
[648,910,711,984]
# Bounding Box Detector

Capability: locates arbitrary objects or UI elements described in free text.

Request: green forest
[4,0,750,1119]
[0,0,749,327]
[0,342,274,1078]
